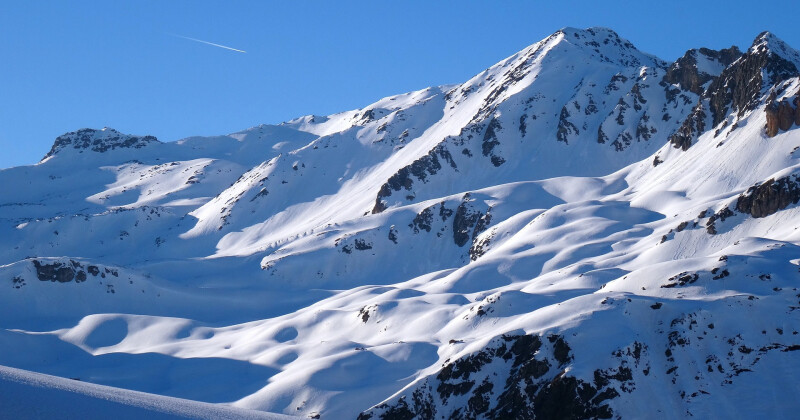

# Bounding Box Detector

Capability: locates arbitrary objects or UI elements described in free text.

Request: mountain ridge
[3,27,800,419]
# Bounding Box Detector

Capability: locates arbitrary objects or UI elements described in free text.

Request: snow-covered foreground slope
[0,365,293,419]
[2,27,800,418]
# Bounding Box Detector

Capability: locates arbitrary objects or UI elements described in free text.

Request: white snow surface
[2,27,800,418]
[0,364,294,419]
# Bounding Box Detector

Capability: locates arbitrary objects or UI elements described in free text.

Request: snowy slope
[2,27,800,419]
[0,364,294,419]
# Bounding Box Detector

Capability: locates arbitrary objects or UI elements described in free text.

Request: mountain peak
[546,26,666,69]
[748,31,800,71]
[663,46,742,94]
[42,127,160,162]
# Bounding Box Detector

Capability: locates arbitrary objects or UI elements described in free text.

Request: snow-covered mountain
[2,27,800,419]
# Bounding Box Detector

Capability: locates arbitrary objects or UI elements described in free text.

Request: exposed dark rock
[372,145,457,213]
[467,379,493,415]
[556,107,578,144]
[354,239,373,250]
[32,260,75,283]
[358,305,375,323]
[795,92,800,125]
[663,47,742,95]
[43,128,159,160]
[767,98,798,137]
[361,333,638,420]
[529,373,613,420]
[705,207,735,234]
[670,34,798,149]
[469,231,492,261]
[669,102,706,151]
[357,109,376,125]
[707,33,799,128]
[585,97,598,115]
[635,113,655,142]
[438,204,454,221]
[778,100,796,131]
[549,335,573,366]
[410,207,434,233]
[661,271,699,288]
[597,125,609,144]
[452,197,491,247]
[251,188,269,201]
[11,276,26,289]
[482,118,505,166]
[611,132,633,152]
[735,175,800,218]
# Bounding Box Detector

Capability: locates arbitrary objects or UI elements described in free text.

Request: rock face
[663,47,741,95]
[372,145,457,214]
[795,91,800,125]
[765,99,799,137]
[359,334,644,420]
[30,259,115,284]
[707,32,799,128]
[32,260,77,283]
[766,102,781,137]
[778,100,796,131]
[670,32,800,145]
[735,175,800,218]
[669,103,706,150]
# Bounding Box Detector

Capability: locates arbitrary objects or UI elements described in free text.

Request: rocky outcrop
[735,175,800,218]
[669,102,706,151]
[663,47,741,95]
[29,259,115,283]
[707,32,799,128]
[481,118,505,167]
[669,32,799,148]
[556,107,578,144]
[796,93,800,125]
[42,128,160,161]
[452,197,491,247]
[766,102,781,137]
[372,145,457,213]
[766,98,798,137]
[778,100,796,131]
[359,334,643,420]
[32,260,79,283]
[407,194,491,249]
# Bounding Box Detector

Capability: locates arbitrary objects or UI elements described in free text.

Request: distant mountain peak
[663,46,742,94]
[42,127,160,162]
[746,31,800,79]
[549,26,666,69]
[752,31,800,57]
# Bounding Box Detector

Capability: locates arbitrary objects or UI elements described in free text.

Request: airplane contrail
[169,33,247,53]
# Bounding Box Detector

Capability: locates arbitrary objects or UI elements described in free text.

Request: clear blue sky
[1,1,797,168]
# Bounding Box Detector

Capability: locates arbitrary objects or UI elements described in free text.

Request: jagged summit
[42,127,159,162]
[663,46,742,94]
[750,31,800,68]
